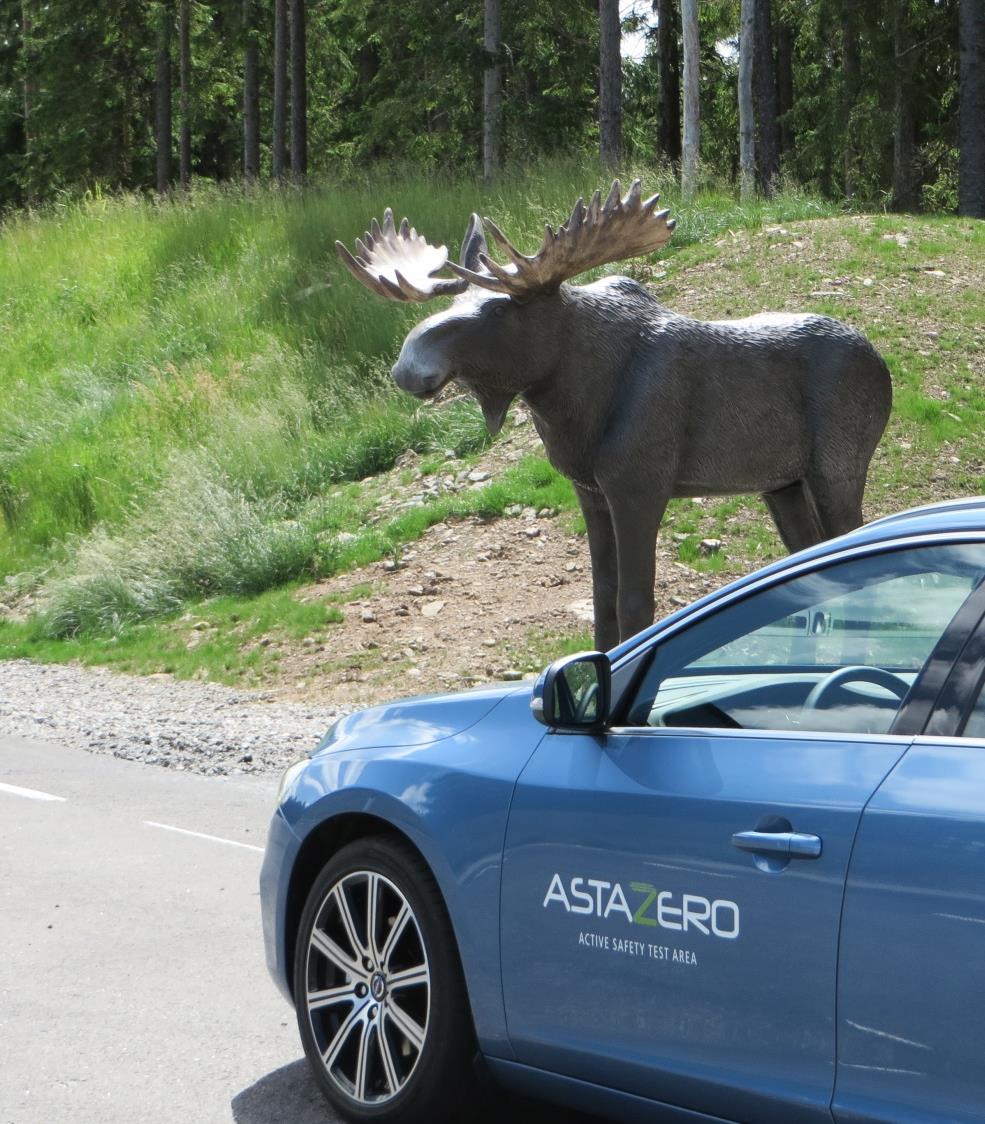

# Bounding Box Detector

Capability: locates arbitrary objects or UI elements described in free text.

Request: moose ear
[460,213,488,272]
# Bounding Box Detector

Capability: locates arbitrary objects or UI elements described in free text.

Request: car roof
[609,496,985,663]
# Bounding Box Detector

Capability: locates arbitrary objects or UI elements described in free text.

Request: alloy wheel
[302,869,431,1106]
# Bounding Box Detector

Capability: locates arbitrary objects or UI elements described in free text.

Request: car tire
[294,835,478,1123]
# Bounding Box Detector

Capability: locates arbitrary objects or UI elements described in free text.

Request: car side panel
[834,738,985,1123]
[272,691,545,1057]
[486,1057,738,1124]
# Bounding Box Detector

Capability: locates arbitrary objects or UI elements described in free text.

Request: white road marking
[144,820,265,853]
[0,781,67,803]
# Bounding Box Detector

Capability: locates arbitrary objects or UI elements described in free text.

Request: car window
[627,544,984,735]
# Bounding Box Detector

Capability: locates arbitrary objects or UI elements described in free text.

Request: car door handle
[731,830,822,859]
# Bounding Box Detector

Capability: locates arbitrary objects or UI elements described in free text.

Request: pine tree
[178,0,191,189]
[753,0,779,194]
[272,0,288,179]
[959,0,985,216]
[156,0,174,194]
[656,0,682,165]
[738,0,756,201]
[290,0,306,178]
[681,0,700,197]
[483,0,502,181]
[599,0,622,166]
[892,1,918,211]
[243,0,260,179]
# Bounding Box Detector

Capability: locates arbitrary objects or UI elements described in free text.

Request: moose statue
[337,181,892,650]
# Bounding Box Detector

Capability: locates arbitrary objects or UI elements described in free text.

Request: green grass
[0,584,342,684]
[0,161,837,651]
[5,162,983,684]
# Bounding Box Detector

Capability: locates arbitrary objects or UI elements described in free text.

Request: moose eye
[492,304,507,319]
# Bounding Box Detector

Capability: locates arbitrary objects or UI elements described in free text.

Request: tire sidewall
[293,835,474,1124]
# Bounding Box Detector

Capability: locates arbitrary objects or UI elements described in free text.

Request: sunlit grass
[0,161,866,649]
[2,175,983,683]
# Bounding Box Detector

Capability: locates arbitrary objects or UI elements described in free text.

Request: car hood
[313,680,532,755]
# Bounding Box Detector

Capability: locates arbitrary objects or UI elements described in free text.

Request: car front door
[500,542,985,1124]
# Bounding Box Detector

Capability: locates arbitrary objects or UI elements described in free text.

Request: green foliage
[0,583,344,685]
[0,1,972,212]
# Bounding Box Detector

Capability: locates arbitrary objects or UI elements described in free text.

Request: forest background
[1,0,984,215]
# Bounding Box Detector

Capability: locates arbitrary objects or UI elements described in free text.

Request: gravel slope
[0,659,345,775]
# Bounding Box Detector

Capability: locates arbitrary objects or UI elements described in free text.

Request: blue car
[261,496,985,1124]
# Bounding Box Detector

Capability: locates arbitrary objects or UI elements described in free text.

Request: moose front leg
[575,485,620,651]
[608,492,668,643]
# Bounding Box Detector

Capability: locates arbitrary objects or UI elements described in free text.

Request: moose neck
[518,280,651,485]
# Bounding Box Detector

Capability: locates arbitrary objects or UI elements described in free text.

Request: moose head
[337,181,674,436]
[338,182,891,650]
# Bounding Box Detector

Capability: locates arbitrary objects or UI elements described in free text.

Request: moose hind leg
[806,472,866,540]
[763,480,825,553]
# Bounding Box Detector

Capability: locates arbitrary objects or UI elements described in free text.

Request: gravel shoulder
[0,658,344,775]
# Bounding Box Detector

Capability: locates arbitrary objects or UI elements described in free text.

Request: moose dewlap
[337,181,892,649]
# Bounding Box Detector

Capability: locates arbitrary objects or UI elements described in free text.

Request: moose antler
[335,209,468,302]
[449,179,675,297]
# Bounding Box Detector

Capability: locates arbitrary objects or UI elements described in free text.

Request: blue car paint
[263,684,544,1056]
[834,736,985,1124]
[500,727,910,1124]
[261,497,985,1122]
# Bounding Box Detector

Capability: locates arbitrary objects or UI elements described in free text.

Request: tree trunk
[841,0,861,198]
[738,0,756,201]
[599,0,622,166]
[775,17,793,156]
[156,0,174,194]
[243,0,260,179]
[656,0,681,165]
[892,2,918,211]
[272,0,288,179]
[290,0,306,179]
[20,0,35,203]
[483,0,502,181]
[753,0,779,195]
[681,0,700,197]
[959,0,985,217]
[178,0,191,189]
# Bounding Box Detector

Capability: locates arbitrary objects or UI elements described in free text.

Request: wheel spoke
[354,1020,373,1102]
[384,998,426,1051]
[322,1003,365,1071]
[377,1021,401,1094]
[366,873,380,963]
[307,982,358,1012]
[310,927,361,979]
[334,884,367,962]
[387,962,428,991]
[380,902,411,970]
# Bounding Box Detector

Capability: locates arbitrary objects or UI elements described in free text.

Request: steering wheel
[803,665,910,712]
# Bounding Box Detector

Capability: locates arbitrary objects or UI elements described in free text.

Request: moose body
[339,183,892,649]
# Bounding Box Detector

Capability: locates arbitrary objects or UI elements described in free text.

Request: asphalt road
[0,734,335,1124]
[0,736,603,1124]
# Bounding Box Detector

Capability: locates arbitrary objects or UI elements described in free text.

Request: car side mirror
[530,651,611,731]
